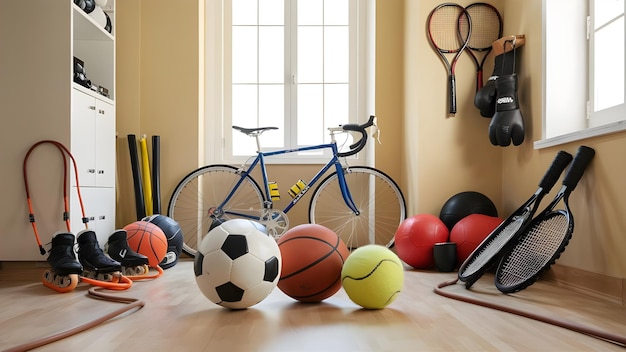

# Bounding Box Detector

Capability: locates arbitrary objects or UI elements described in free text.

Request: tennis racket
[495,146,595,293]
[457,150,573,288]
[458,3,503,91]
[427,3,471,114]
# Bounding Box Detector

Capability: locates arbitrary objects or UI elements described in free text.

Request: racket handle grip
[449,74,457,114]
[538,150,573,193]
[477,70,484,91]
[563,146,595,191]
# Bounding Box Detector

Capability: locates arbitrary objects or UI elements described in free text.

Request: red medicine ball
[394,214,449,269]
[450,214,502,267]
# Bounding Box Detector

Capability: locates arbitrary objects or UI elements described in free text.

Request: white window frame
[537,0,626,149]
[205,0,375,164]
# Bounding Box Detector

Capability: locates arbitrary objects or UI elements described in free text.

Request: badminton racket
[458,3,503,91]
[427,3,471,114]
[458,150,573,288]
[495,146,595,293]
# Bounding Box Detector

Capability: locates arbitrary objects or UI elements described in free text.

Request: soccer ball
[194,219,281,309]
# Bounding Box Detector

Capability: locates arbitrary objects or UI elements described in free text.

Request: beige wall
[116,0,202,227]
[116,1,626,283]
[403,0,503,216]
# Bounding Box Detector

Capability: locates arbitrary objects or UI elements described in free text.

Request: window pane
[259,0,284,25]
[324,0,349,25]
[232,26,258,83]
[324,83,349,127]
[594,0,624,28]
[259,27,284,83]
[298,0,323,25]
[298,26,323,83]
[232,84,258,155]
[324,84,349,146]
[297,84,323,145]
[259,85,284,148]
[324,26,349,82]
[594,17,625,111]
[232,0,258,25]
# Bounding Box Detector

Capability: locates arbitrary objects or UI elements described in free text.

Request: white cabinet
[71,87,116,188]
[71,87,116,248]
[0,0,116,259]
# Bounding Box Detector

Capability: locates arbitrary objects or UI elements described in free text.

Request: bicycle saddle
[232,126,278,136]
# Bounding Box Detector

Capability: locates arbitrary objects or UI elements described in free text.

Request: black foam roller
[151,135,161,214]
[127,134,146,220]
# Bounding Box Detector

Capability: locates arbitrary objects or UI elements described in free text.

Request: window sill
[534,120,626,149]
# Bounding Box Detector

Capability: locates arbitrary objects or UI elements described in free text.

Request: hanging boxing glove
[474,76,498,117]
[488,74,525,146]
[474,46,518,118]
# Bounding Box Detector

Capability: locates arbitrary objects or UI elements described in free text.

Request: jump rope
[8,140,152,351]
[435,276,626,346]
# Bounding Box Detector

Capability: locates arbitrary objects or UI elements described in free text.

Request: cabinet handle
[88,169,96,174]
[99,109,105,114]
[99,216,106,220]
[98,170,105,174]
[89,105,96,110]
[89,216,95,221]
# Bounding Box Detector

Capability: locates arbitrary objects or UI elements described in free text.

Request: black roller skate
[105,229,150,277]
[42,232,83,293]
[77,229,122,281]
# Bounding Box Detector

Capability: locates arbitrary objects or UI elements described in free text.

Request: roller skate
[42,233,83,293]
[105,230,150,277]
[77,229,122,281]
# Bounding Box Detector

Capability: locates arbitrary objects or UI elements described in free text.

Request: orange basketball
[277,224,350,302]
[124,221,168,268]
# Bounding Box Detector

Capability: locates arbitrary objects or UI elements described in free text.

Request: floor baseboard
[544,264,624,306]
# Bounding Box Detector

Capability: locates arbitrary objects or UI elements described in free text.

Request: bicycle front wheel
[167,165,264,257]
[309,166,406,250]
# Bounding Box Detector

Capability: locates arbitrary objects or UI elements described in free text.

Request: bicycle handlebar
[336,115,376,157]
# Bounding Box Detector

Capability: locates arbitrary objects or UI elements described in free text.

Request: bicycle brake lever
[372,125,381,144]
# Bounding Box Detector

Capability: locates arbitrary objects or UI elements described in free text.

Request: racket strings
[429,8,465,51]
[497,214,569,287]
[461,216,526,276]
[465,10,501,49]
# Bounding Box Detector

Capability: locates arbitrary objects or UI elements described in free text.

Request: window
[589,0,625,127]
[538,0,626,148]
[205,0,374,163]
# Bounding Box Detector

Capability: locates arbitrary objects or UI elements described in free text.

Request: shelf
[73,83,114,105]
[73,4,113,41]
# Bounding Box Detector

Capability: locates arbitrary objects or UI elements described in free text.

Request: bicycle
[167,115,407,257]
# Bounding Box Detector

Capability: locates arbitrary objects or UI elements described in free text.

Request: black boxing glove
[488,74,525,146]
[474,76,498,117]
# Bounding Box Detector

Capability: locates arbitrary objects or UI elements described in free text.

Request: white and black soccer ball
[194,219,281,309]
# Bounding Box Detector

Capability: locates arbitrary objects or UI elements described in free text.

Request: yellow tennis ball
[341,244,404,309]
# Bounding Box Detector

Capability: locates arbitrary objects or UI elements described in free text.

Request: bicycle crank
[259,209,289,240]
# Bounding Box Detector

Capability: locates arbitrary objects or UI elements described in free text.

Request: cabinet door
[71,89,97,187]
[95,99,115,187]
[71,187,116,248]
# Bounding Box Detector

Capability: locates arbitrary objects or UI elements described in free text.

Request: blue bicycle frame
[217,141,359,220]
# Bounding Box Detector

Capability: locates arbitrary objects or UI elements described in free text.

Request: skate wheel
[82,270,97,280]
[135,264,149,276]
[42,270,78,293]
[123,266,147,276]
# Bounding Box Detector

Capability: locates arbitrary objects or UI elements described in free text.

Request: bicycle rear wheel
[309,166,406,250]
[167,165,264,257]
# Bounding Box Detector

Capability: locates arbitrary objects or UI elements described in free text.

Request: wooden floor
[1,259,625,351]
